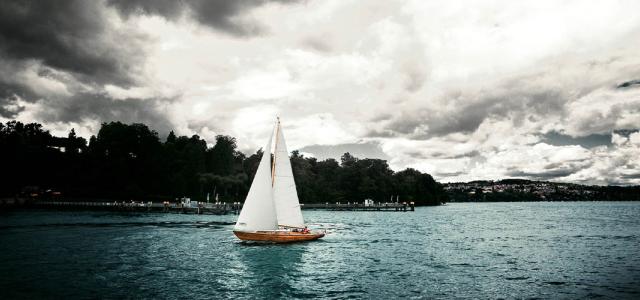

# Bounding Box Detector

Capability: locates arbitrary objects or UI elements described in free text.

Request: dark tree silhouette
[0,120,448,205]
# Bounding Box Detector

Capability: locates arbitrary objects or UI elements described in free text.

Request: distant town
[443,179,640,202]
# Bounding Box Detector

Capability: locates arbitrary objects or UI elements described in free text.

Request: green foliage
[287,152,445,205]
[0,120,447,205]
[207,135,238,175]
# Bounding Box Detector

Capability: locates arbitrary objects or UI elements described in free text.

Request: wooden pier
[29,201,241,215]
[2,198,415,213]
[302,202,415,212]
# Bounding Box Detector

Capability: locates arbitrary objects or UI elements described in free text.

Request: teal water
[1,202,639,299]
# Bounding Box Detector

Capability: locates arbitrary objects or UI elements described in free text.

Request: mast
[271,117,280,186]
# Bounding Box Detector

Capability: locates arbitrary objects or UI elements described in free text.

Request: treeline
[0,121,447,205]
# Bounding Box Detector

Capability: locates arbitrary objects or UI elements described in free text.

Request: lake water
[1,202,639,299]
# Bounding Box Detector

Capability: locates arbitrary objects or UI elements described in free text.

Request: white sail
[234,128,278,232]
[272,121,305,228]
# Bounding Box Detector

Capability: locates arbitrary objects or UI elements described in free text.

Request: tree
[208,135,238,175]
[88,122,165,198]
[0,120,450,205]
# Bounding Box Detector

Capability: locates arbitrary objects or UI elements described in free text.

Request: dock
[302,202,415,211]
[29,201,241,215]
[2,198,415,213]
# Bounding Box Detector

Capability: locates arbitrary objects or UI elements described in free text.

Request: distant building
[364,199,374,207]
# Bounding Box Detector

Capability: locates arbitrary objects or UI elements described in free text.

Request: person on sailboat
[302,226,309,234]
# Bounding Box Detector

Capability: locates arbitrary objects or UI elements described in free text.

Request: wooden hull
[233,230,325,243]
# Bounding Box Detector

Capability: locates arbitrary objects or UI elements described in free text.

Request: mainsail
[232,118,325,242]
[234,128,278,232]
[272,121,305,228]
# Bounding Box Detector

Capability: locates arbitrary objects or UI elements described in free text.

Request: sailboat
[233,118,325,243]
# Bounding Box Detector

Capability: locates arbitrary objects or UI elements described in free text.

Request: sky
[1,0,640,185]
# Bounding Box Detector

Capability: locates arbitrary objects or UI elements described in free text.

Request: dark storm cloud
[0,1,181,133]
[370,88,565,139]
[0,0,146,87]
[613,129,640,137]
[541,131,611,148]
[0,80,37,101]
[616,79,640,89]
[108,0,303,37]
[107,0,184,19]
[430,150,480,160]
[0,82,32,118]
[433,171,465,178]
[404,149,480,160]
[504,155,594,181]
[506,168,579,181]
[36,92,174,135]
[437,90,564,136]
[0,96,21,118]
[0,95,24,118]
[621,173,640,179]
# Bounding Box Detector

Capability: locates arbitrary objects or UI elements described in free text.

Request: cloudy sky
[1,0,640,185]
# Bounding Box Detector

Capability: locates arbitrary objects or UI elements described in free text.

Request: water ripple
[1,202,640,299]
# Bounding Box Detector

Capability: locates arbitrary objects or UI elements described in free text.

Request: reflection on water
[234,243,306,298]
[0,221,235,230]
[1,202,640,299]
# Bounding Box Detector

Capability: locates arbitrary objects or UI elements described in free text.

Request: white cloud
[5,0,640,185]
[563,88,640,137]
